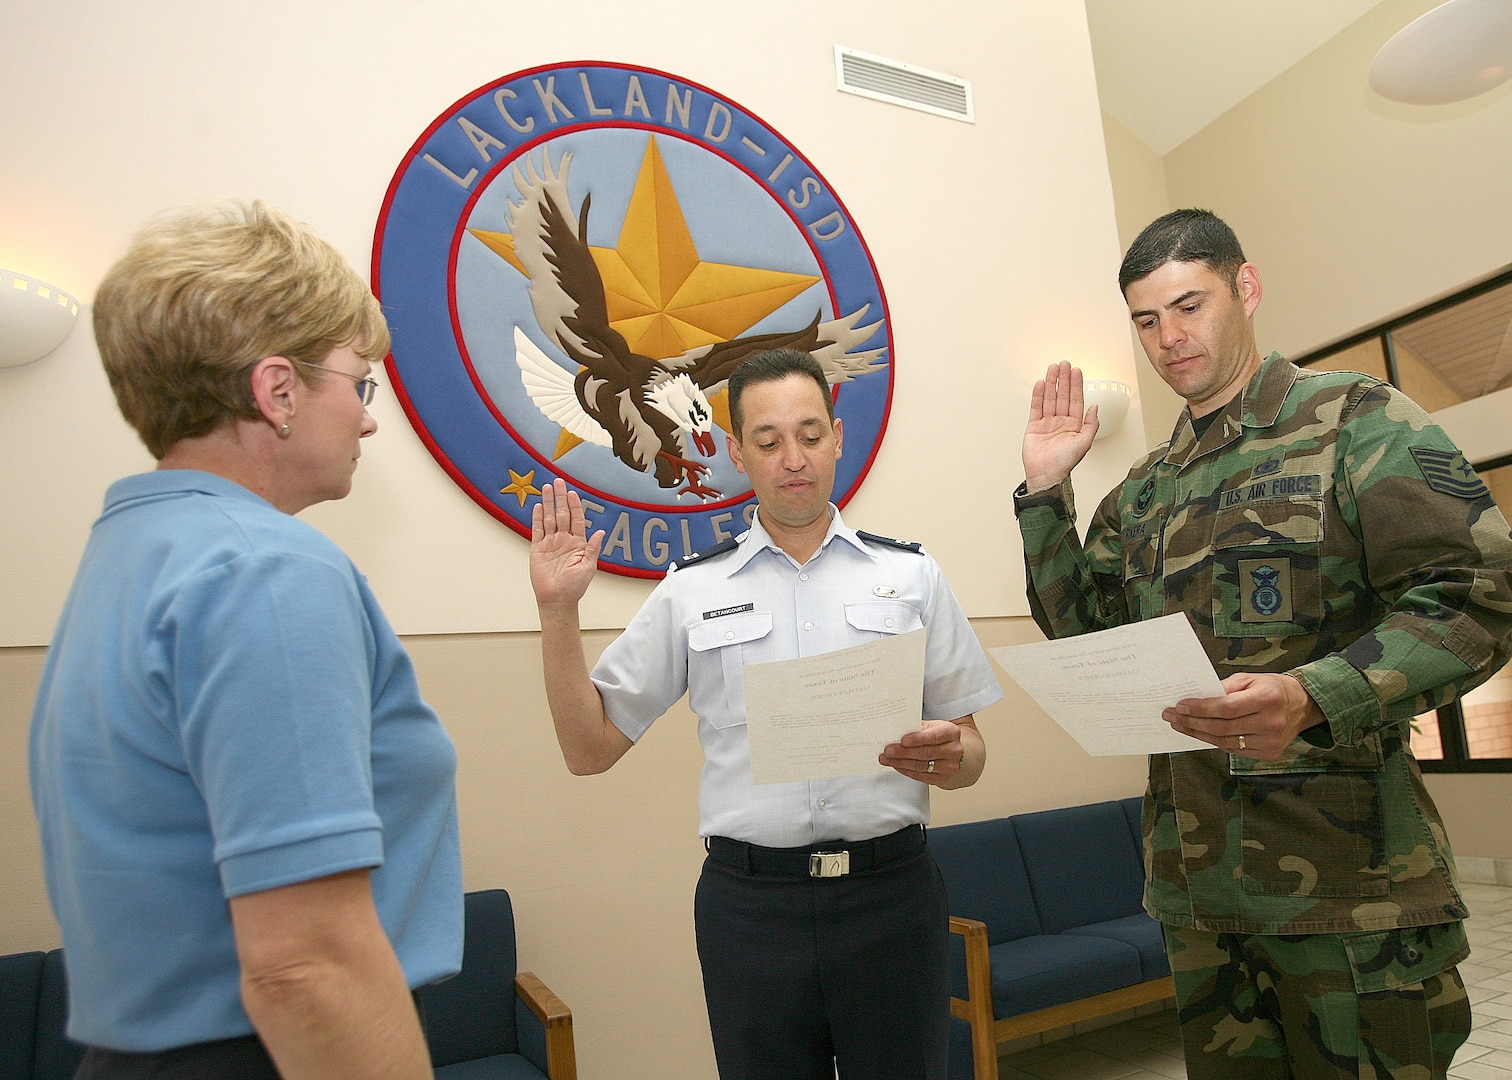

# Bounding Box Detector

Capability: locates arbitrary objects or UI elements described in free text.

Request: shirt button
[799,573,808,581]
[817,799,829,809]
[804,621,814,631]
[725,631,734,640]
[885,617,894,627]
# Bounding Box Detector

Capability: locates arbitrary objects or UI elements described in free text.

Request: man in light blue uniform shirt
[530,349,1002,1080]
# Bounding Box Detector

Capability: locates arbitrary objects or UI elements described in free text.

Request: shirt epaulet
[856,530,922,554]
[669,536,740,571]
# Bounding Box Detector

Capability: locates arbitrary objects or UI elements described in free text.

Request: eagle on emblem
[503,150,886,501]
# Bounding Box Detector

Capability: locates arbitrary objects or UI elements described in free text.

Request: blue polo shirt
[30,471,462,1052]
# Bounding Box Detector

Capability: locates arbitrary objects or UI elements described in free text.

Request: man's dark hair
[1118,209,1247,297]
[727,349,833,437]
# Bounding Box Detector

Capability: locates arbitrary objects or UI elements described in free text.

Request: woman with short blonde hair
[32,200,460,1080]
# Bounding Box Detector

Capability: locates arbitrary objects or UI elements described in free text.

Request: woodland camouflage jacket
[1016,353,1512,935]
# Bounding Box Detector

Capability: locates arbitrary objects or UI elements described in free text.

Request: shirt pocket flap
[1342,923,1468,994]
[1212,493,1324,549]
[688,611,773,652]
[843,600,923,635]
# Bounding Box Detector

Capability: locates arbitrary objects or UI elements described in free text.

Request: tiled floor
[994,880,1512,1080]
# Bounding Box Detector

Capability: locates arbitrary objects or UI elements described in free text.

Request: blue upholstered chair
[933,797,1172,1080]
[1013,800,1168,984]
[419,888,577,1079]
[0,948,86,1080]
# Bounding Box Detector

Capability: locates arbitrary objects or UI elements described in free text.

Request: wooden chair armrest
[515,971,576,1080]
[947,915,999,1080]
[949,915,987,938]
[515,971,570,1025]
[947,917,993,1010]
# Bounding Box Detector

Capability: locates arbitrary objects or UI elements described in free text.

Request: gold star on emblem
[500,468,541,506]
[470,137,818,361]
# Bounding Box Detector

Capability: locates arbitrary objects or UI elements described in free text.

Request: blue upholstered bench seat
[1064,913,1168,981]
[982,931,1144,1018]
[932,797,1175,1080]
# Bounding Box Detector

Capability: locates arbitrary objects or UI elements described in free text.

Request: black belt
[706,824,924,878]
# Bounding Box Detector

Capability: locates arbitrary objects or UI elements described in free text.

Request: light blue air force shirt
[592,506,1003,847]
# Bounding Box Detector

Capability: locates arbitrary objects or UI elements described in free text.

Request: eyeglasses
[305,363,380,406]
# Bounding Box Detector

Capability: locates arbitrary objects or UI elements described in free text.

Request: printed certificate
[990,614,1218,756]
[744,629,926,783]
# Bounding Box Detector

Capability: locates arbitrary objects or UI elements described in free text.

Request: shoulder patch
[856,529,922,553]
[669,536,740,571]
[1410,446,1489,500]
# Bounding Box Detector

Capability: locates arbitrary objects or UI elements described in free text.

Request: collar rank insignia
[670,536,740,571]
[857,530,921,553]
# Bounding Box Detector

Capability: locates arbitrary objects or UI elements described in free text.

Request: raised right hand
[1022,361,1098,492]
[530,478,605,607]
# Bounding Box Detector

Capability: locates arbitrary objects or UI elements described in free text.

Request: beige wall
[1100,0,1512,448]
[1161,0,1512,360]
[0,0,1149,647]
[0,649,52,952]
[1098,110,1185,451]
[1427,773,1512,865]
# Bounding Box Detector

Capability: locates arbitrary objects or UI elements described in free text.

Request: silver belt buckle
[809,850,850,877]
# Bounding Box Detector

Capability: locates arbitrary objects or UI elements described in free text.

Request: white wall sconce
[1370,0,1512,105]
[1084,379,1131,440]
[1,269,80,368]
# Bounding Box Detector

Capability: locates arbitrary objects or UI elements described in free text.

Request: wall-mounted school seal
[373,61,893,578]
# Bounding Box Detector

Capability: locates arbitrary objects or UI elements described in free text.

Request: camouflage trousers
[1163,924,1471,1079]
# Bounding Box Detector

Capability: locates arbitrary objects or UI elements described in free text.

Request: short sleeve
[164,552,384,897]
[920,558,1004,720]
[591,575,689,742]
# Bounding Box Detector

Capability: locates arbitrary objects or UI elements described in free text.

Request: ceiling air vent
[834,46,974,123]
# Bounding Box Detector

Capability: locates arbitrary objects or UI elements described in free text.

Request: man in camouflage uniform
[1015,209,1512,1078]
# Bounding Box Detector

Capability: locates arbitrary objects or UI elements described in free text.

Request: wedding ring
[927,759,936,773]
[1238,735,1247,751]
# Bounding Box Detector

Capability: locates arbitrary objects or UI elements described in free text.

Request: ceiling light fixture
[1369,0,1512,105]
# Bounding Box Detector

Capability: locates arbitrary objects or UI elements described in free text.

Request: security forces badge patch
[1240,560,1292,621]
[373,62,893,578]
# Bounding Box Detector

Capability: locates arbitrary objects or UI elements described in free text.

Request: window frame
[1292,268,1512,775]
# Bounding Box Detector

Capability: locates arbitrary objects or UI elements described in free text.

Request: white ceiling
[1085,0,1388,155]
